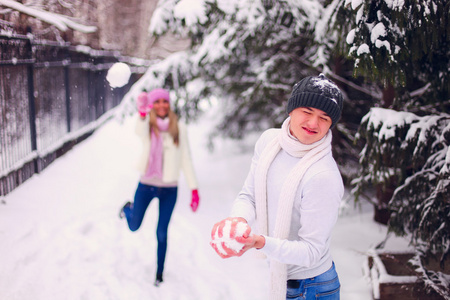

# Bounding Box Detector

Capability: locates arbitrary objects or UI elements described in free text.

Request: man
[211,74,344,300]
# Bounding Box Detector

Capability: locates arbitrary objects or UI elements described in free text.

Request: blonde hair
[149,109,179,145]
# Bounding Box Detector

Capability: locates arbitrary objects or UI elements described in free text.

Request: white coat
[134,115,198,190]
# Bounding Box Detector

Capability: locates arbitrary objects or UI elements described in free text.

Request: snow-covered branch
[0,0,97,33]
[287,52,382,99]
[410,83,431,98]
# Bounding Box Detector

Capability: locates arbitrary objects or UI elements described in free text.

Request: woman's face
[153,98,170,118]
[288,107,332,144]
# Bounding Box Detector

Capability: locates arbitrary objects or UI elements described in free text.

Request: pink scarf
[144,117,170,179]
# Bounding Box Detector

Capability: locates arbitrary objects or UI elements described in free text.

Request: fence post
[27,62,38,174]
[65,65,71,133]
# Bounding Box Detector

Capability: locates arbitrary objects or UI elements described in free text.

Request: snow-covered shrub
[354,107,450,296]
[342,1,449,295]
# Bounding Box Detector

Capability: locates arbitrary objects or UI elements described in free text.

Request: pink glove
[136,92,151,117]
[190,189,199,212]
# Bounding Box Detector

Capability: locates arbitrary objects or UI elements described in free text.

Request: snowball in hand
[106,62,131,88]
[211,220,250,255]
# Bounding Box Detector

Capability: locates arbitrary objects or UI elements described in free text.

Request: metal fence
[0,34,150,196]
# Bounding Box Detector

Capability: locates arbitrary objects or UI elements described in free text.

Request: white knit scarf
[254,117,332,300]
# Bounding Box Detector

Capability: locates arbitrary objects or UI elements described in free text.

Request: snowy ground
[0,109,410,300]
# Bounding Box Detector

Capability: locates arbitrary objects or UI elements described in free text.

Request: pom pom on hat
[148,88,170,105]
[287,74,344,128]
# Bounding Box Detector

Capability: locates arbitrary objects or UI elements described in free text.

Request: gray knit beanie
[287,74,344,128]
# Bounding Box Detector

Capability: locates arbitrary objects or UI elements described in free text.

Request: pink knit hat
[148,88,170,105]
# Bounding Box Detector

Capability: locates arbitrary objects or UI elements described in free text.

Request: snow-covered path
[0,110,399,299]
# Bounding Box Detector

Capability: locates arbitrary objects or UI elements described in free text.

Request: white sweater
[231,129,344,280]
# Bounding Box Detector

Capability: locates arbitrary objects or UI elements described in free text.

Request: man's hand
[235,233,266,251]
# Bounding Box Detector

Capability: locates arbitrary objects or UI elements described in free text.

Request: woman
[120,88,200,287]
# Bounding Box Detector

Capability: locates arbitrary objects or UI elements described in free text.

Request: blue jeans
[123,183,178,276]
[286,263,340,299]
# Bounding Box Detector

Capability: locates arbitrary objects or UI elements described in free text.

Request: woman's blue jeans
[286,262,340,299]
[123,183,178,276]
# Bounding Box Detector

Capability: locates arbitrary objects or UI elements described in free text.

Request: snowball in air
[106,62,131,88]
[211,220,250,255]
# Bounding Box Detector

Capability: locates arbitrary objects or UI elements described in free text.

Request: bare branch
[0,0,97,33]
[409,82,431,98]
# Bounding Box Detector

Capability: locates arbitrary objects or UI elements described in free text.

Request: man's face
[288,107,332,144]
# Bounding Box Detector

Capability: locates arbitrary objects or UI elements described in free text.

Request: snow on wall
[365,248,417,300]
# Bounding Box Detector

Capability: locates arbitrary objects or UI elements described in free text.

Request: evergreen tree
[354,108,450,297]
[343,0,449,110]
[149,0,325,135]
[343,0,450,295]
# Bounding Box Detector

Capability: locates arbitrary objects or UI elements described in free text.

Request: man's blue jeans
[286,262,340,299]
[124,183,178,276]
